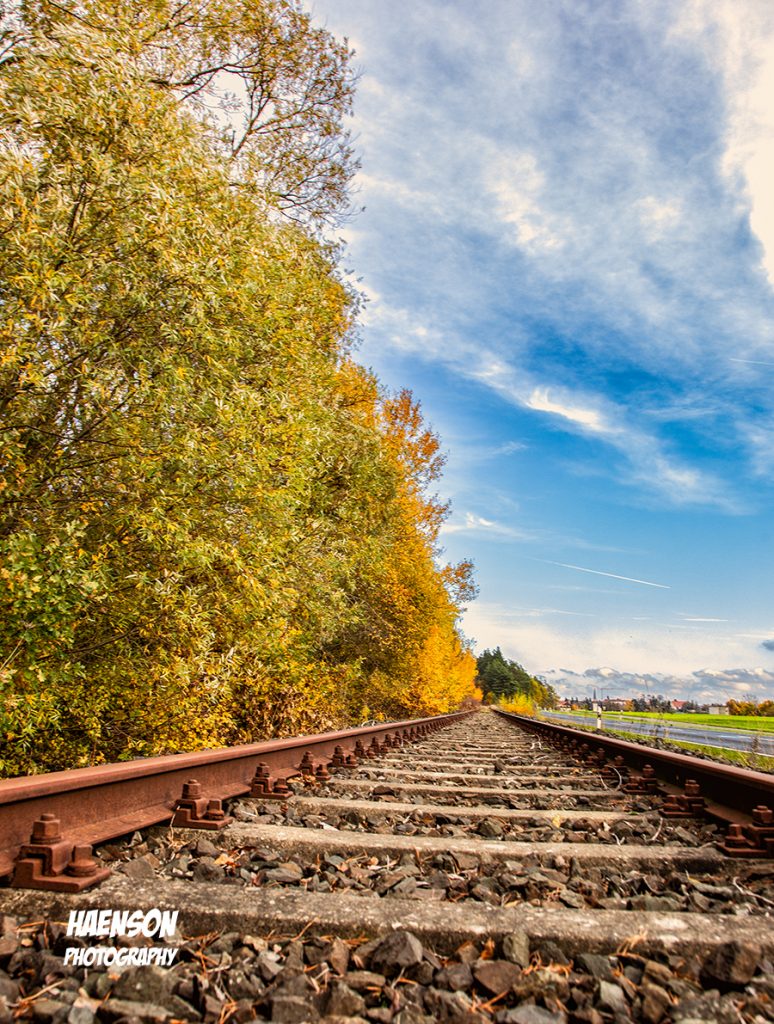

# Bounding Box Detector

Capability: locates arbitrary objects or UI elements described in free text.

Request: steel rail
[494,709,774,833]
[1,711,473,886]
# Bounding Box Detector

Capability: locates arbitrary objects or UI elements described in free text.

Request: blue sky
[311,0,774,703]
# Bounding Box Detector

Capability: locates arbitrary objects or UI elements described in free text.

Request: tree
[2,0,358,227]
[727,699,773,717]
[320,378,478,719]
[475,649,557,707]
[0,0,477,775]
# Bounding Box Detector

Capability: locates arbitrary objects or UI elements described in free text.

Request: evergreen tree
[475,649,557,707]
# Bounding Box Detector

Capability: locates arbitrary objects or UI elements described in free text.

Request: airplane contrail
[545,561,670,589]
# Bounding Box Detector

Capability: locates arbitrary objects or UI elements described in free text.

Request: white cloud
[462,600,769,689]
[355,172,439,215]
[636,195,682,235]
[487,152,565,252]
[548,664,774,702]
[440,512,535,542]
[711,3,774,287]
[473,366,739,511]
[496,440,528,455]
[740,422,774,477]
[357,293,740,510]
[310,0,774,692]
[525,388,614,435]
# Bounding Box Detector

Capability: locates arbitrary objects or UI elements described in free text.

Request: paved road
[543,710,774,756]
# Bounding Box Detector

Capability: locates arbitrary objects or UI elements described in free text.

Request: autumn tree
[2,0,359,226]
[316,377,478,719]
[727,699,774,717]
[0,0,477,776]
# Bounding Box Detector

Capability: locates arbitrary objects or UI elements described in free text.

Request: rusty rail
[494,709,774,856]
[1,711,472,890]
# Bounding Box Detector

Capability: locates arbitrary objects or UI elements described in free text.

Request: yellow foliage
[0,0,478,776]
[498,694,537,717]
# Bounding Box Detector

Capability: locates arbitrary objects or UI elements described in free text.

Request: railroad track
[1,708,773,1023]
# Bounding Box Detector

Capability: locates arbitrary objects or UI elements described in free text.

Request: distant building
[707,704,729,715]
[671,700,688,711]
[602,698,628,711]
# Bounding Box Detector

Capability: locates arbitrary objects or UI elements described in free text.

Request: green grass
[661,738,774,772]
[552,709,774,732]
[540,717,774,772]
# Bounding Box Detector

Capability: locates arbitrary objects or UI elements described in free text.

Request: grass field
[544,717,774,771]
[551,709,774,732]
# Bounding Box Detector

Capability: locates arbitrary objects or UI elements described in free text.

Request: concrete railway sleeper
[0,708,773,1023]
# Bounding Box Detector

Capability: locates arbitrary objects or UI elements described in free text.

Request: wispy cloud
[359,294,743,510]
[315,0,774,684]
[334,0,774,507]
[474,366,741,511]
[524,388,613,434]
[694,0,774,288]
[495,440,528,455]
[487,150,566,253]
[366,307,741,510]
[440,512,536,542]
